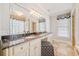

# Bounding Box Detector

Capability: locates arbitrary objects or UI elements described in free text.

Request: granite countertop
[1,33,52,50]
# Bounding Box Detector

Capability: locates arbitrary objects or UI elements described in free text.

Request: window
[10,19,25,34]
[18,20,25,34]
[57,18,70,37]
[39,18,46,32]
[39,22,46,32]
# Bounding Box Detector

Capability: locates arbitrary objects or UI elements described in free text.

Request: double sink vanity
[0,32,52,56]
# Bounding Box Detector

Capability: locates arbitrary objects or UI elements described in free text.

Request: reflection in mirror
[39,18,46,33]
[10,10,30,35]
[10,17,25,35]
[10,10,26,21]
[24,18,30,33]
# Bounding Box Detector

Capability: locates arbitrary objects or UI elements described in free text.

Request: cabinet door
[29,45,36,56]
[13,44,25,56]
[33,44,41,56]
[30,39,41,56]
[36,40,41,56]
[23,42,29,56]
[2,48,9,56]
[30,45,40,56]
[8,47,14,56]
[13,42,29,56]
[2,47,13,56]
[22,42,29,56]
[35,39,41,56]
[30,40,36,56]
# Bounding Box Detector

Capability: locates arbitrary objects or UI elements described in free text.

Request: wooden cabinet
[30,39,41,56]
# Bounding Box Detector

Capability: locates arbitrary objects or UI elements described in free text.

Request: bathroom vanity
[0,33,52,56]
[0,3,52,56]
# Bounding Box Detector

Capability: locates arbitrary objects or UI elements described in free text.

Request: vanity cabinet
[2,39,41,56]
[2,48,9,56]
[1,33,51,56]
[30,39,41,56]
[13,42,29,56]
[9,38,41,56]
[2,42,29,56]
[2,47,13,56]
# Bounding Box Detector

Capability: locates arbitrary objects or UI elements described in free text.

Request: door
[32,22,36,33]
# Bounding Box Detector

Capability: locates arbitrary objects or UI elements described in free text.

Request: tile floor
[52,40,79,56]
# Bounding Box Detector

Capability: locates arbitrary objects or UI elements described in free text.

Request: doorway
[32,22,36,33]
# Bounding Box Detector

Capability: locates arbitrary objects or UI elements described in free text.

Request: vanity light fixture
[14,11,24,16]
[10,10,26,21]
[57,13,71,20]
[30,9,42,18]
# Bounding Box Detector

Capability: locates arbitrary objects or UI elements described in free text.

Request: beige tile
[52,40,78,56]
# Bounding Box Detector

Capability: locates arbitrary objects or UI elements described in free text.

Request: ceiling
[19,3,74,17]
[38,3,74,14]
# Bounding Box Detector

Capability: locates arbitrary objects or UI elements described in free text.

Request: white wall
[0,4,10,39]
[0,4,2,40]
[74,4,79,45]
[50,15,58,38]
[45,18,51,32]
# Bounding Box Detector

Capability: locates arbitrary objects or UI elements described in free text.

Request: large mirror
[9,4,30,35]
[10,4,46,35]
